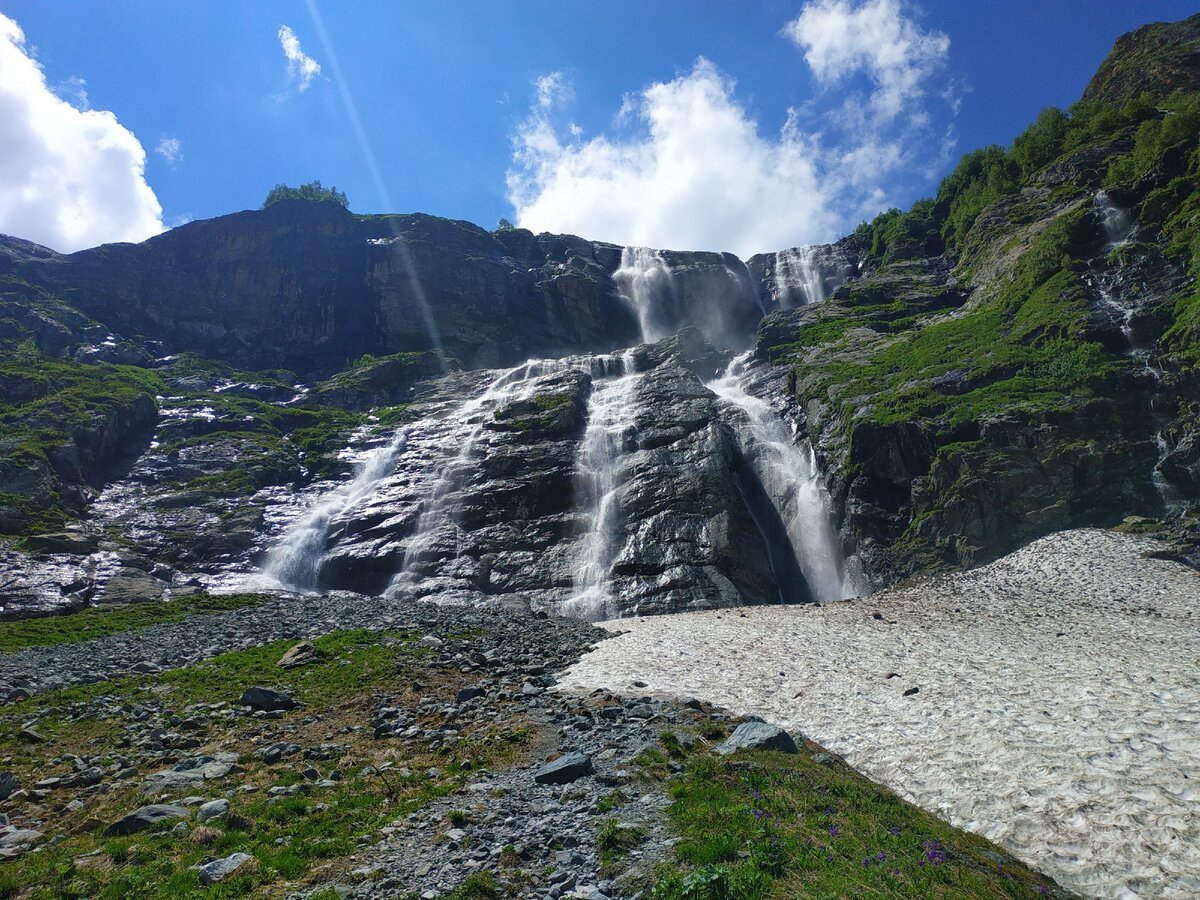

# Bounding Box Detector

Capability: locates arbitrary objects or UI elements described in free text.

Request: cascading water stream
[262,424,414,592]
[562,350,642,621]
[385,360,572,596]
[1089,192,1183,514]
[614,247,673,343]
[773,245,842,309]
[707,352,854,601]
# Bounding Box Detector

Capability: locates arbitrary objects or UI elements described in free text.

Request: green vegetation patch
[0,629,533,899]
[649,749,1060,899]
[0,593,269,653]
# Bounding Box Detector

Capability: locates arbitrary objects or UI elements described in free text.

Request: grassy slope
[0,593,268,653]
[0,629,533,899]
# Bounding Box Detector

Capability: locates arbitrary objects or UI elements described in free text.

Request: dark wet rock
[455,687,485,704]
[0,772,15,801]
[240,687,299,712]
[106,803,190,835]
[534,751,594,785]
[715,721,799,755]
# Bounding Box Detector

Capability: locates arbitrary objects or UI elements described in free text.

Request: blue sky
[0,1,1194,255]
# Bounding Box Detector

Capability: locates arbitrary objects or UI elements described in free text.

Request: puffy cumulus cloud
[508,59,837,258]
[155,137,182,164]
[783,0,949,122]
[0,13,163,252]
[278,25,320,92]
[507,0,955,257]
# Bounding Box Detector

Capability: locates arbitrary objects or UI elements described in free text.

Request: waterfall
[614,247,673,343]
[263,424,413,592]
[1095,190,1134,247]
[708,352,854,601]
[563,349,642,621]
[773,245,844,309]
[724,258,767,313]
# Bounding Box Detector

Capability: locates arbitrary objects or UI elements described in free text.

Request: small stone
[18,727,45,744]
[0,773,16,801]
[715,722,798,755]
[534,751,593,785]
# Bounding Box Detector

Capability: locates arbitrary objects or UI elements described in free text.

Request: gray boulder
[0,772,15,801]
[715,721,799,755]
[194,852,254,885]
[197,798,230,822]
[107,803,190,835]
[141,753,238,794]
[534,751,593,785]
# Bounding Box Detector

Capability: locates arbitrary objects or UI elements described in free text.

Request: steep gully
[254,243,856,620]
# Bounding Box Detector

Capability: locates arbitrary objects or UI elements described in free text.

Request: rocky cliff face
[1,13,1198,620]
[7,203,768,375]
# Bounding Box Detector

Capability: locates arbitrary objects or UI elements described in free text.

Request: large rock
[141,753,239,794]
[534,751,593,785]
[106,803,190,835]
[240,686,299,712]
[194,852,255,885]
[715,722,799,755]
[13,203,764,375]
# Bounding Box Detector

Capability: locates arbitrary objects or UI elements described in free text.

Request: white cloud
[55,75,89,109]
[278,25,320,92]
[783,0,949,122]
[534,71,569,110]
[0,13,163,252]
[507,0,955,256]
[155,136,182,164]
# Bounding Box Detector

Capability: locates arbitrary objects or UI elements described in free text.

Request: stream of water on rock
[262,424,415,592]
[562,350,643,621]
[614,247,673,343]
[773,245,831,309]
[708,352,855,601]
[1090,191,1185,514]
[257,242,867,612]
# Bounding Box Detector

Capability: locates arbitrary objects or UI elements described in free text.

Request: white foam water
[562,349,642,621]
[707,352,854,601]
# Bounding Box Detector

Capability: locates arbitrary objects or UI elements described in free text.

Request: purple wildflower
[828,826,840,837]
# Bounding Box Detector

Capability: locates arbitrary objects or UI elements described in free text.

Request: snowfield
[558,529,1200,899]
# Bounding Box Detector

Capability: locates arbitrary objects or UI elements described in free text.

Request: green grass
[649,749,1062,899]
[0,628,530,899]
[0,593,269,653]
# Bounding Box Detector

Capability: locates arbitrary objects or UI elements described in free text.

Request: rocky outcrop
[1082,12,1200,105]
